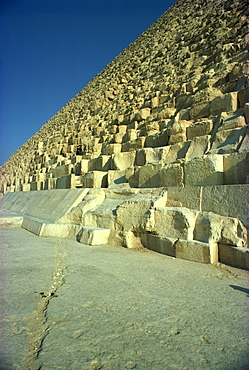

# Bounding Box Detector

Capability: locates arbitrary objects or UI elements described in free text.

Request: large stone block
[77,226,110,245]
[185,154,223,186]
[154,207,199,240]
[186,119,213,140]
[185,135,211,161]
[81,171,108,188]
[201,185,249,229]
[112,152,135,171]
[159,163,184,187]
[223,152,249,185]
[141,233,176,256]
[218,244,249,270]
[194,212,247,247]
[209,127,247,154]
[166,186,202,210]
[88,155,111,171]
[210,92,238,114]
[175,239,211,263]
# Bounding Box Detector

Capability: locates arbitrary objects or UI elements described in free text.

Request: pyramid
[1,0,249,268]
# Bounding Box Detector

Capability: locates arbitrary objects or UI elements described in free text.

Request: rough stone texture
[0,0,249,268]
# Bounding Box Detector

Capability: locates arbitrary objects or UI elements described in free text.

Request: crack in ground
[21,241,68,370]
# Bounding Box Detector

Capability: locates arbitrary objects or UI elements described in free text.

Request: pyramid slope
[0,0,249,268]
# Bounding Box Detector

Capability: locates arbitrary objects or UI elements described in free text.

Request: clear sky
[0,0,175,166]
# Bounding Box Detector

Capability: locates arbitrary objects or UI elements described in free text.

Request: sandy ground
[0,227,248,370]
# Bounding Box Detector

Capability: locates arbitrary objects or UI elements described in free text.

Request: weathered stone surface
[175,240,211,263]
[185,155,223,186]
[77,227,110,245]
[194,212,247,248]
[154,207,199,240]
[141,233,177,256]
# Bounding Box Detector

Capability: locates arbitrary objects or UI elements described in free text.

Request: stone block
[112,151,136,171]
[218,110,246,131]
[77,226,110,245]
[141,233,176,256]
[163,141,191,163]
[210,92,238,114]
[186,119,213,140]
[56,175,75,189]
[190,102,210,119]
[185,135,211,161]
[159,163,184,187]
[218,244,249,270]
[41,223,81,240]
[185,155,223,186]
[54,164,72,178]
[136,108,151,121]
[124,231,144,249]
[88,155,111,171]
[135,147,165,166]
[209,127,247,154]
[175,239,211,263]
[81,171,108,188]
[223,152,249,184]
[201,185,249,229]
[154,207,199,240]
[22,183,31,191]
[166,186,201,210]
[103,143,122,155]
[194,212,247,247]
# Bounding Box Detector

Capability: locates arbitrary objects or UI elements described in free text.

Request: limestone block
[190,102,210,119]
[218,244,249,270]
[218,110,246,131]
[202,184,249,229]
[210,92,238,114]
[163,141,191,163]
[77,227,110,245]
[185,135,211,161]
[116,197,154,232]
[209,127,247,154]
[53,164,72,178]
[56,175,75,189]
[107,170,130,188]
[194,212,247,248]
[22,216,43,236]
[122,137,146,152]
[81,171,107,188]
[40,223,81,240]
[186,120,213,140]
[130,164,160,188]
[166,186,201,210]
[159,163,184,187]
[22,183,31,191]
[175,240,211,263]
[112,151,135,171]
[103,144,122,155]
[80,159,90,174]
[239,126,249,153]
[185,155,223,186]
[114,133,124,143]
[154,207,199,240]
[140,233,176,256]
[88,155,111,171]
[168,121,191,144]
[135,147,165,166]
[223,152,249,184]
[136,108,151,121]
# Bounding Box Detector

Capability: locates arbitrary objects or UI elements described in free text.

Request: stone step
[77,226,110,245]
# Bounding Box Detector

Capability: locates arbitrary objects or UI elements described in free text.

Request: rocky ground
[0,227,248,370]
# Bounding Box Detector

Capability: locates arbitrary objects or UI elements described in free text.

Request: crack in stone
[21,242,68,370]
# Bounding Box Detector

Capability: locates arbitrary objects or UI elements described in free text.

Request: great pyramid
[1,0,249,269]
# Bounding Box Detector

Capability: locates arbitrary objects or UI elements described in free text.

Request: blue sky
[0,0,175,166]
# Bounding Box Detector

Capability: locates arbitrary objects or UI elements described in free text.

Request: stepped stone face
[0,0,249,269]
